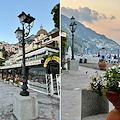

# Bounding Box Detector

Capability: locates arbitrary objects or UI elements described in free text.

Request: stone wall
[81,89,109,120]
[0,52,3,58]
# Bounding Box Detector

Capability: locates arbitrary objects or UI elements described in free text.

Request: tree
[3,51,8,59]
[2,46,5,52]
[61,30,68,69]
[9,52,15,56]
[0,46,15,60]
[1,46,8,59]
[51,3,60,29]
[0,58,5,66]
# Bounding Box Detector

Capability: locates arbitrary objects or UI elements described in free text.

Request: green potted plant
[6,78,9,84]
[90,65,120,119]
[14,80,19,87]
[98,58,108,70]
[90,66,120,95]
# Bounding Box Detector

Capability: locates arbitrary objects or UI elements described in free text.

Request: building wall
[0,52,3,58]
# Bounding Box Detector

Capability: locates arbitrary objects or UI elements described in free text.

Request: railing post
[50,74,54,96]
[45,74,49,95]
[56,74,60,97]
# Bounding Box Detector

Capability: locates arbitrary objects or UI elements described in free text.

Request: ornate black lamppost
[15,11,35,96]
[69,16,77,60]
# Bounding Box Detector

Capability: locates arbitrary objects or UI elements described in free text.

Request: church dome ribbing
[36,25,47,37]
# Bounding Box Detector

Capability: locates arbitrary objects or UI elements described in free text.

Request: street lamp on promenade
[15,11,35,96]
[69,16,77,60]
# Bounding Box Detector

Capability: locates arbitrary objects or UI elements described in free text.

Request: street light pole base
[20,90,29,96]
[13,94,38,120]
[70,60,79,71]
[71,58,75,60]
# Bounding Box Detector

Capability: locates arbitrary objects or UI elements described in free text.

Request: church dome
[36,25,47,37]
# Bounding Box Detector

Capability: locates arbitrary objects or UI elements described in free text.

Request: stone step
[82,114,107,120]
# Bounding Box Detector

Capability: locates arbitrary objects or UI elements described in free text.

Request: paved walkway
[61,66,110,120]
[82,114,107,120]
[0,79,59,120]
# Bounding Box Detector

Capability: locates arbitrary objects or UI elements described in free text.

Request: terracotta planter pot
[106,91,120,120]
[106,108,120,120]
[98,62,107,70]
[106,91,120,108]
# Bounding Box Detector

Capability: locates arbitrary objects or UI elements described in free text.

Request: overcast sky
[61,0,120,44]
[0,0,59,44]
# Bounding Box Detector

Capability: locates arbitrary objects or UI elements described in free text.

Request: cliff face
[61,14,120,54]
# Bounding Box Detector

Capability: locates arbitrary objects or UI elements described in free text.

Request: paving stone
[0,79,59,120]
[82,114,107,120]
[61,66,108,120]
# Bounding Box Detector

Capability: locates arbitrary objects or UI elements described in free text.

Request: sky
[0,0,59,44]
[61,0,120,44]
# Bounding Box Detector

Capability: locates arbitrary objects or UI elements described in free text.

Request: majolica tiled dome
[36,25,47,37]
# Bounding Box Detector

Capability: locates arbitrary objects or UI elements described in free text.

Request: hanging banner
[44,56,60,67]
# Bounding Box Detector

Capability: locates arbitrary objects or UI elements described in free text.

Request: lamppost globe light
[69,23,73,32]
[69,22,77,33]
[15,11,35,96]
[73,22,77,31]
[69,16,77,60]
[70,16,75,24]
[18,11,35,25]
[18,11,27,24]
[14,27,23,39]
[23,14,35,24]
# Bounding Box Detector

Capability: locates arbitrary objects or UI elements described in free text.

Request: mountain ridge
[61,14,119,54]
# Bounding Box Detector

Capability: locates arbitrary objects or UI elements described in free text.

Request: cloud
[61,7,108,24]
[110,16,116,20]
[112,28,120,32]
